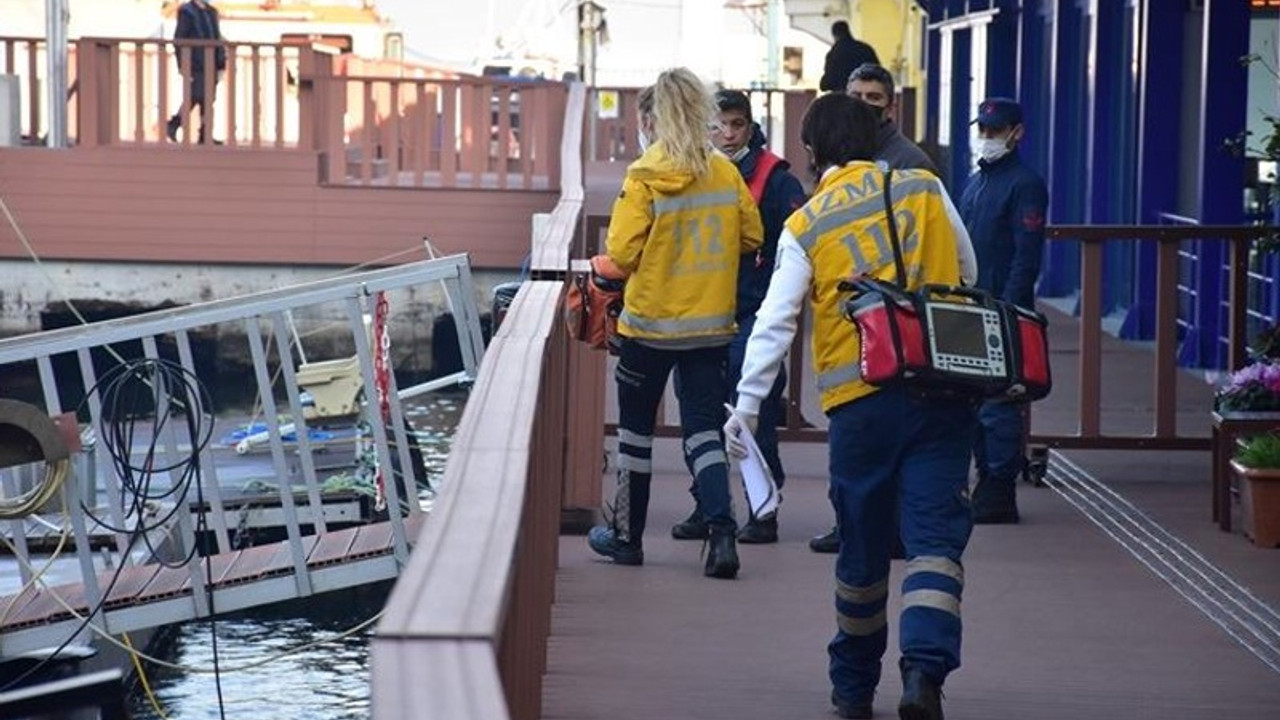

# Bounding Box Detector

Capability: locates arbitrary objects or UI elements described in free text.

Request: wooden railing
[319,74,566,189]
[1038,225,1267,450]
[591,224,1272,452]
[370,83,597,720]
[71,37,301,147]
[0,36,76,143]
[583,86,814,176]
[1,34,571,193]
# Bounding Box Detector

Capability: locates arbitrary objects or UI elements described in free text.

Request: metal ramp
[0,253,486,657]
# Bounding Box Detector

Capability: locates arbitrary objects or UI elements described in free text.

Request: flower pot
[1230,459,1280,548]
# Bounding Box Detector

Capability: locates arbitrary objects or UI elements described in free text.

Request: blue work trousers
[613,339,734,543]
[826,386,976,704]
[973,399,1027,484]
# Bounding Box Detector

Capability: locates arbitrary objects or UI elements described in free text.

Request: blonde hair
[648,68,715,176]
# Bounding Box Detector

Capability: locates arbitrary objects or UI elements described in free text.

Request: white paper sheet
[726,404,780,519]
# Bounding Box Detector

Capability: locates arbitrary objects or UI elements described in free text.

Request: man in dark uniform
[166,0,227,144]
[671,89,807,545]
[959,97,1049,524]
[820,21,879,93]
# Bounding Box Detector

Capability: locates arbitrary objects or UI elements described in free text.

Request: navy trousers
[973,399,1027,485]
[613,339,734,543]
[826,386,976,704]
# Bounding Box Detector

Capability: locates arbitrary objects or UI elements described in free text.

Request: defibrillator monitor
[925,303,1008,377]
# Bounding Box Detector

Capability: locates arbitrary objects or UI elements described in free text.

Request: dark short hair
[832,20,851,39]
[847,63,895,100]
[714,89,752,121]
[801,94,879,169]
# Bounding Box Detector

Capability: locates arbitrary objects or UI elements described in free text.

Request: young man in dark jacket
[820,21,879,93]
[959,97,1049,524]
[166,0,227,144]
[670,89,806,544]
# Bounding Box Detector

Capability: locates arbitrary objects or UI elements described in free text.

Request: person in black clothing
[166,0,227,144]
[820,21,879,93]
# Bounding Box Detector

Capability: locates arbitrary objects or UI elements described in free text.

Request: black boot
[972,476,1020,524]
[737,513,778,544]
[831,690,873,719]
[898,666,943,720]
[671,508,709,540]
[704,525,739,579]
[809,526,839,553]
[587,525,643,565]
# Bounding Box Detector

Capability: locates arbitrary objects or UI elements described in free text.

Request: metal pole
[767,0,780,88]
[45,0,69,147]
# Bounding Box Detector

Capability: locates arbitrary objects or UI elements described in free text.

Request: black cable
[0,358,225,718]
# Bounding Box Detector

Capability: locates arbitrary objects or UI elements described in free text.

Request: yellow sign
[597,90,619,119]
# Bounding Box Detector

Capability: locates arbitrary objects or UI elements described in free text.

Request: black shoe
[832,690,872,719]
[166,118,179,142]
[898,667,943,720]
[671,508,709,540]
[587,525,643,566]
[737,514,778,544]
[809,526,839,554]
[971,477,1020,524]
[704,526,739,579]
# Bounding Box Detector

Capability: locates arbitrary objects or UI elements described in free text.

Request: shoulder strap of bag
[881,169,907,289]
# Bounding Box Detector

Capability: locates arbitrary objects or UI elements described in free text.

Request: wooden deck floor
[542,304,1280,719]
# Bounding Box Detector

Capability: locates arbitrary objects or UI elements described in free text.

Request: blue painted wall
[926,0,1254,369]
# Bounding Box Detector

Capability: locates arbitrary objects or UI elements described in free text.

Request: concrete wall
[0,258,521,372]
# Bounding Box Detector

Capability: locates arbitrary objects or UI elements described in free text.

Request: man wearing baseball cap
[958,97,1049,525]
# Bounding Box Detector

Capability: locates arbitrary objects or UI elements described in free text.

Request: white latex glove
[722,407,759,460]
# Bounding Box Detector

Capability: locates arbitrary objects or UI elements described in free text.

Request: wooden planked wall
[0,146,559,270]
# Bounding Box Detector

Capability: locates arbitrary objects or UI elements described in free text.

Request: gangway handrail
[0,255,475,365]
[0,252,486,658]
[370,83,591,720]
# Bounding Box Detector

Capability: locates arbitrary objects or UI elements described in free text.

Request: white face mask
[728,145,750,163]
[973,136,1011,164]
[638,130,651,153]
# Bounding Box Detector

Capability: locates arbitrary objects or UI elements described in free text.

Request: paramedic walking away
[588,69,764,579]
[725,94,977,719]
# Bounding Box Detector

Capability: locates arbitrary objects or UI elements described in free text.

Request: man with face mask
[669,89,807,545]
[959,97,1049,524]
[846,63,939,177]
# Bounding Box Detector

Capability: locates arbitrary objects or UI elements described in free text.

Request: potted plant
[1214,358,1280,414]
[1230,433,1280,547]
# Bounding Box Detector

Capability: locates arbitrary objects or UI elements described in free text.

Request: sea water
[128,391,464,719]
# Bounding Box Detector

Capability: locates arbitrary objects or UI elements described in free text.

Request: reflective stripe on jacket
[606,143,764,344]
[787,162,962,411]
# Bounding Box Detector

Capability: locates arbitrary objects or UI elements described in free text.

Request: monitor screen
[928,305,990,358]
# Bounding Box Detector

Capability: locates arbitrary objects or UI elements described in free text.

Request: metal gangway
[0,252,486,659]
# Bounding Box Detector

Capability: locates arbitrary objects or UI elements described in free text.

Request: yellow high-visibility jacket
[792,162,961,411]
[606,142,763,345]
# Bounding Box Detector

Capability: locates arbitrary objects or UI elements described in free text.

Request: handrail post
[1227,235,1250,371]
[1078,239,1104,438]
[74,39,98,147]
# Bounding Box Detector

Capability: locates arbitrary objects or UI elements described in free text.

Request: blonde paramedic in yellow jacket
[587,68,763,580]
[724,94,978,720]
